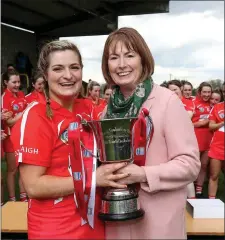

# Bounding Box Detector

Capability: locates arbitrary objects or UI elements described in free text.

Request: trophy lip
[88,117,137,123]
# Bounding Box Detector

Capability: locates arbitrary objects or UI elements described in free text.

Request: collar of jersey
[49,99,76,118]
[195,96,209,105]
[4,88,22,98]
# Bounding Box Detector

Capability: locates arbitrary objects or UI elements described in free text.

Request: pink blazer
[105,84,201,239]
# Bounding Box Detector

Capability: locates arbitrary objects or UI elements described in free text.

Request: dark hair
[102,27,154,84]
[7,63,14,68]
[182,81,193,89]
[27,70,44,93]
[167,80,182,89]
[103,84,112,94]
[2,69,20,91]
[212,88,223,102]
[160,81,168,88]
[2,69,19,83]
[197,82,212,94]
[77,85,86,99]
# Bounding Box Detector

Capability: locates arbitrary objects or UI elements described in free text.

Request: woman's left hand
[1,110,13,120]
[115,163,147,185]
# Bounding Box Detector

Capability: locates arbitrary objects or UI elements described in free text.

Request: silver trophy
[84,116,151,221]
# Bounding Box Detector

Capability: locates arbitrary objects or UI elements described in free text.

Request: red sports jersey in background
[1,89,27,152]
[208,102,224,160]
[192,97,213,151]
[25,91,45,104]
[181,97,195,112]
[87,98,107,120]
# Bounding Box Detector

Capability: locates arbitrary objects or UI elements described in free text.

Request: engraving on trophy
[101,198,139,214]
[100,119,133,161]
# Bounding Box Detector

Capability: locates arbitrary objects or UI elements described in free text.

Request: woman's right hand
[96,162,130,189]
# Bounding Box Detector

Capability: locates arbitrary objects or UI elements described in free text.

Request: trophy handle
[80,141,97,158]
[81,120,102,160]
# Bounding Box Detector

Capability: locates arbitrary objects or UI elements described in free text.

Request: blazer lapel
[141,84,158,112]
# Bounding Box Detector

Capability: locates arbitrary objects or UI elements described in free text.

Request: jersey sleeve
[1,93,11,111]
[208,106,217,122]
[11,103,55,167]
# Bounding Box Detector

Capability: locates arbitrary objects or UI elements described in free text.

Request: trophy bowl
[86,117,145,221]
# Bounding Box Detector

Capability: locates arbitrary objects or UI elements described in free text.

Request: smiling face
[200,86,212,102]
[210,92,221,106]
[4,75,21,93]
[183,84,192,98]
[46,50,82,104]
[108,41,143,89]
[33,77,45,93]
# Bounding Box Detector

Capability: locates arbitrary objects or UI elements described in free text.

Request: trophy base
[99,208,144,221]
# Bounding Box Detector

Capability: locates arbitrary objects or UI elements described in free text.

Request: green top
[105,77,153,119]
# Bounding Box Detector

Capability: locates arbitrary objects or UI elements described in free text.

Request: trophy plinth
[99,187,144,221]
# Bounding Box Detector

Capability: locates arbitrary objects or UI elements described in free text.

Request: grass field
[1,159,224,203]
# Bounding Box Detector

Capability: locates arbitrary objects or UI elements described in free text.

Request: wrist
[140,166,147,183]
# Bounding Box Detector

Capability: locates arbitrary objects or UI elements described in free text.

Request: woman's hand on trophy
[96,162,130,188]
[115,163,147,185]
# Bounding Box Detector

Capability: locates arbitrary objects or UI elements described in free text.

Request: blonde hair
[102,27,155,85]
[37,40,83,118]
[86,80,100,97]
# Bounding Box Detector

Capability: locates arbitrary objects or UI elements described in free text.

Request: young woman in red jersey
[192,82,213,197]
[210,89,223,108]
[167,80,196,198]
[25,71,45,104]
[182,81,195,101]
[1,70,28,202]
[208,82,225,199]
[168,80,195,118]
[87,81,107,119]
[11,40,129,240]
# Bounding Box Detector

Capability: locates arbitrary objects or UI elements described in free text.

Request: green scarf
[105,77,153,119]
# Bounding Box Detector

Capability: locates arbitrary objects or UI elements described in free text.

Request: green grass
[1,159,224,202]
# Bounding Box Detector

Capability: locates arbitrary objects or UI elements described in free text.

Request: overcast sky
[61,1,224,87]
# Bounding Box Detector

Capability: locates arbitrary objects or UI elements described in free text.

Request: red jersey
[87,98,107,120]
[192,98,211,123]
[2,89,27,116]
[11,98,104,239]
[192,98,213,151]
[1,88,27,135]
[25,90,45,104]
[181,97,195,112]
[208,102,224,160]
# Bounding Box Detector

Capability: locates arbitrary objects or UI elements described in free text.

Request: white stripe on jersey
[18,101,39,163]
[57,120,64,136]
[25,93,32,98]
[219,125,225,132]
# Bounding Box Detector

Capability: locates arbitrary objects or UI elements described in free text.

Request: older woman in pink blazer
[101,27,201,239]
